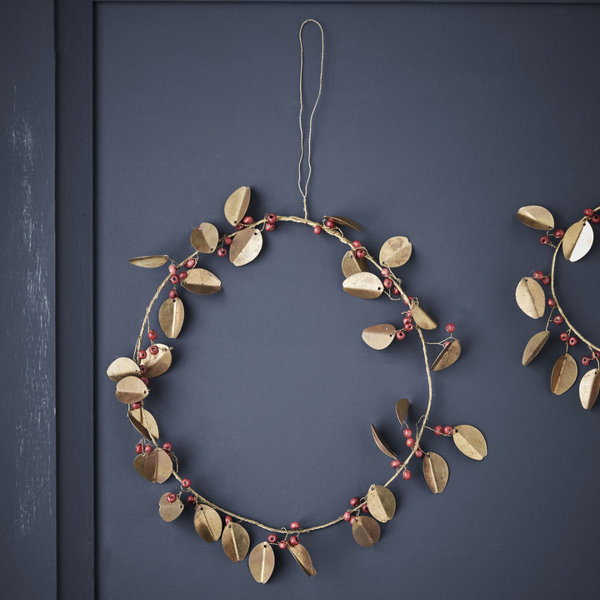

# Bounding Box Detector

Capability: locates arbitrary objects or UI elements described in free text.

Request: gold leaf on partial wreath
[190,222,219,254]
[158,297,185,339]
[379,236,412,268]
[128,407,159,440]
[515,277,546,319]
[224,186,251,226]
[370,424,397,459]
[411,304,437,330]
[128,255,169,268]
[580,369,600,410]
[522,330,550,366]
[423,452,449,494]
[341,250,369,278]
[550,353,578,395]
[288,543,317,576]
[361,324,396,350]
[181,268,222,295]
[366,484,396,523]
[107,357,140,382]
[516,206,555,230]
[342,272,383,300]
[222,522,251,563]
[324,215,363,232]
[144,448,173,483]
[133,454,150,480]
[563,219,594,262]
[452,425,488,461]
[140,343,172,378]
[431,339,462,371]
[115,376,148,404]
[352,516,381,548]
[395,398,410,425]
[159,493,184,522]
[229,229,263,267]
[194,504,223,542]
[249,542,275,584]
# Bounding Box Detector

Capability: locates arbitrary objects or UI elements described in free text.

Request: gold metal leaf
[362,324,396,350]
[411,304,437,330]
[224,186,251,226]
[324,215,363,232]
[342,272,383,300]
[128,407,159,440]
[115,376,148,404]
[128,255,169,268]
[249,542,275,584]
[423,452,449,494]
[580,369,600,410]
[140,343,172,378]
[341,250,369,278]
[515,277,546,319]
[222,522,251,563]
[133,454,150,480]
[159,493,184,522]
[144,448,173,483]
[107,357,140,382]
[366,484,396,523]
[352,516,381,548]
[181,268,222,295]
[379,236,412,268]
[563,219,594,262]
[190,222,219,254]
[158,297,185,339]
[522,330,550,366]
[194,504,223,542]
[551,353,578,395]
[395,398,410,425]
[516,206,555,230]
[229,228,263,267]
[431,339,462,371]
[452,425,488,461]
[371,424,397,459]
[288,543,317,576]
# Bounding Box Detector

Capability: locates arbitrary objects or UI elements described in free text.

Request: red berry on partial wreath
[224,237,233,245]
[290,521,300,530]
[582,356,591,366]
[446,323,456,334]
[406,437,415,448]
[140,377,149,386]
[168,264,178,275]
[217,248,227,257]
[289,536,299,547]
[235,223,245,230]
[149,345,159,355]
[325,219,335,228]
[167,493,177,504]
[138,350,147,360]
[135,444,143,454]
[542,277,550,286]
[350,516,357,525]
[396,330,405,341]
[352,240,362,248]
[131,402,141,410]
[553,316,564,325]
[144,445,153,454]
[403,470,411,480]
[169,290,178,299]
[181,478,191,488]
[569,336,578,347]
[533,271,544,280]
[383,278,393,290]
[187,495,197,506]
[344,511,352,522]
[313,225,322,235]
[406,310,412,318]
[267,214,277,224]
[162,442,172,452]
[350,497,360,507]
[139,365,147,374]
[148,330,158,340]
[186,259,196,269]
[265,222,275,232]
[444,426,454,435]
[381,268,390,278]
[391,460,401,469]
[560,332,569,342]
[434,426,443,436]
[593,351,600,360]
[405,322,414,332]
[415,449,423,458]
[242,216,254,225]
[392,287,401,296]
[540,236,549,245]
[403,428,413,438]
[361,505,369,513]
[554,230,565,239]
[170,275,179,285]
[584,208,595,217]
[178,271,188,280]
[547,298,556,307]
[403,317,412,326]
[593,215,600,224]
[278,541,287,550]
[268,534,278,543]
[356,249,366,258]
[225,516,233,524]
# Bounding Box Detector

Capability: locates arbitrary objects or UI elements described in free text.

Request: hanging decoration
[107,19,487,583]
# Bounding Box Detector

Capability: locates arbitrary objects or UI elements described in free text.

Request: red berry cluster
[533,271,551,286]
[581,351,600,366]
[434,425,454,436]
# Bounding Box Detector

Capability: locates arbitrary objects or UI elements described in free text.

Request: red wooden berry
[446,323,456,334]
[415,449,423,458]
[533,271,544,280]
[383,278,393,290]
[396,331,405,341]
[560,332,569,342]
[361,505,369,513]
[168,264,177,274]
[181,478,191,488]
[224,237,233,245]
[235,223,244,230]
[403,470,411,480]
[313,225,322,235]
[403,428,413,438]
[406,310,413,318]
[343,511,352,521]
[178,271,188,280]
[242,216,254,224]
[380,268,390,277]
[138,350,147,360]
[569,336,578,347]
[406,437,415,447]
[582,356,591,366]
[149,345,159,355]
[593,351,600,360]
[593,215,600,224]
[542,276,550,286]
[584,208,594,217]
[405,323,414,332]
[162,442,172,452]
[170,274,179,284]
[350,497,360,507]
[144,445,153,454]
[444,426,454,435]
[217,248,227,257]
[290,521,300,530]
[434,425,443,435]
[148,330,158,340]
[356,249,366,258]
[547,298,556,307]
[553,315,564,325]
[139,365,147,374]
[392,287,401,296]
[391,460,401,468]
[265,222,275,232]
[185,259,196,269]
[352,240,362,248]
[540,236,549,245]
[278,541,287,550]
[225,516,233,524]
[325,219,335,228]
[140,377,149,386]
[554,230,565,239]
[187,495,197,506]
[403,317,412,326]
[131,402,141,410]
[267,214,277,224]
[167,493,177,503]
[268,534,278,543]
[135,444,143,454]
[289,536,299,547]
[350,516,357,525]
[169,290,178,299]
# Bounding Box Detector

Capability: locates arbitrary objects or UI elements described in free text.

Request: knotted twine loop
[297,19,325,221]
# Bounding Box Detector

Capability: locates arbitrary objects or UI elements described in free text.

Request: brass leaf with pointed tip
[362,324,396,350]
[224,186,251,226]
[516,206,555,230]
[366,484,396,523]
[107,357,140,382]
[144,448,173,483]
[190,222,219,254]
[522,330,550,366]
[128,255,169,268]
[352,516,381,547]
[431,339,462,371]
[395,398,410,425]
[133,454,150,480]
[159,297,185,339]
[516,277,546,319]
[341,250,369,278]
[194,504,223,542]
[371,424,397,459]
[423,452,449,494]
[342,272,383,299]
[452,425,487,461]
[115,376,148,404]
[249,542,275,584]
[324,215,363,232]
[181,268,222,295]
[563,219,594,262]
[128,407,159,440]
[141,343,172,378]
[159,493,184,522]
[288,543,316,576]
[229,228,263,267]
[551,353,578,395]
[379,236,412,268]
[411,304,437,330]
[580,369,600,410]
[222,522,251,563]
